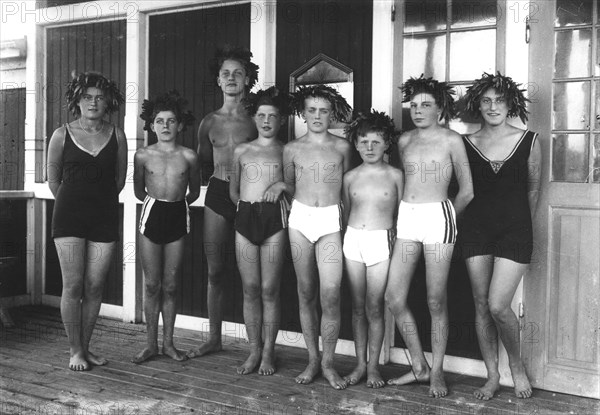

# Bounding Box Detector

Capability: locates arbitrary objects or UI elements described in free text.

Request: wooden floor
[0,306,598,415]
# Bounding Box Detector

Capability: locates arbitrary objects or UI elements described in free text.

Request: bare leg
[236,232,262,375]
[188,207,229,357]
[289,228,321,384]
[423,243,453,398]
[317,232,347,390]
[365,259,390,389]
[55,237,88,371]
[344,258,368,386]
[386,240,430,386]
[161,238,187,362]
[133,235,162,364]
[258,230,286,376]
[488,258,532,398]
[81,241,115,367]
[466,255,500,400]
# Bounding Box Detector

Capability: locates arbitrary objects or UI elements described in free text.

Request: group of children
[99,46,538,401]
[132,58,462,397]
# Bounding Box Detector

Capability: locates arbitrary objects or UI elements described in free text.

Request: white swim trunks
[288,199,342,243]
[343,226,396,266]
[396,200,457,244]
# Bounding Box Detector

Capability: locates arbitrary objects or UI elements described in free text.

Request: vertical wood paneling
[555,215,580,360]
[0,199,27,296]
[46,21,126,142]
[45,20,126,306]
[148,5,251,322]
[275,0,374,341]
[0,88,26,190]
[575,216,599,363]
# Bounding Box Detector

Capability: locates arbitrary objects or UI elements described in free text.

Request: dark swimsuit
[460,130,538,264]
[234,200,288,245]
[52,124,119,242]
[139,196,189,244]
[205,176,236,222]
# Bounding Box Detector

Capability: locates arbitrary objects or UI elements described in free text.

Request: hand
[261,183,282,203]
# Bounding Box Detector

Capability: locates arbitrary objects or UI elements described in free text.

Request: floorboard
[1,306,598,415]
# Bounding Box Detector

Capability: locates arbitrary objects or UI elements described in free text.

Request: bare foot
[258,350,276,375]
[366,367,385,389]
[474,375,500,400]
[511,363,532,398]
[429,370,448,398]
[69,352,90,371]
[237,350,261,375]
[295,360,320,384]
[86,351,108,366]
[187,338,222,358]
[132,347,159,364]
[163,346,188,362]
[388,366,429,386]
[344,363,366,385]
[322,366,347,390]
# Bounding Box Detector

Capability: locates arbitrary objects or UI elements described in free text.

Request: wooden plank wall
[275,0,374,340]
[0,88,26,191]
[0,199,27,296]
[147,4,251,323]
[148,4,251,153]
[45,20,126,146]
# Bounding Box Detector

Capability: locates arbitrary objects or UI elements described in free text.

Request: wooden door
[525,0,600,398]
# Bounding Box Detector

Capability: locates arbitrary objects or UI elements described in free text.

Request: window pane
[450,30,495,81]
[596,29,600,77]
[553,81,591,130]
[552,134,589,182]
[555,0,593,27]
[451,84,481,134]
[593,134,600,182]
[451,0,497,28]
[403,34,446,80]
[554,29,592,78]
[595,80,600,131]
[404,0,447,32]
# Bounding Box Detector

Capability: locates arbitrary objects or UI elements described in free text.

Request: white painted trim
[250,1,277,90]
[33,0,251,27]
[1,295,32,308]
[371,0,394,114]
[42,294,124,321]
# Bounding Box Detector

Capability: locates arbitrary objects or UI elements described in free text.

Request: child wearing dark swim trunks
[229,87,291,376]
[341,110,404,389]
[132,91,200,364]
[386,76,474,398]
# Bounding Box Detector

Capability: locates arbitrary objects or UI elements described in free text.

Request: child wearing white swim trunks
[385,76,473,398]
[341,110,404,389]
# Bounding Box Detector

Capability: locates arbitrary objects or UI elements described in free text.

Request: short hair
[139,90,196,132]
[210,45,259,90]
[401,74,456,122]
[345,110,396,145]
[464,72,530,123]
[242,86,292,117]
[65,72,124,116]
[291,85,352,123]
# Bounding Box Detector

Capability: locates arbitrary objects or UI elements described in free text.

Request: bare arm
[528,135,542,219]
[395,169,405,222]
[264,144,296,201]
[115,127,128,194]
[46,127,66,197]
[341,172,352,228]
[186,150,201,205]
[229,146,242,204]
[450,134,474,216]
[133,151,147,202]
[196,116,214,185]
